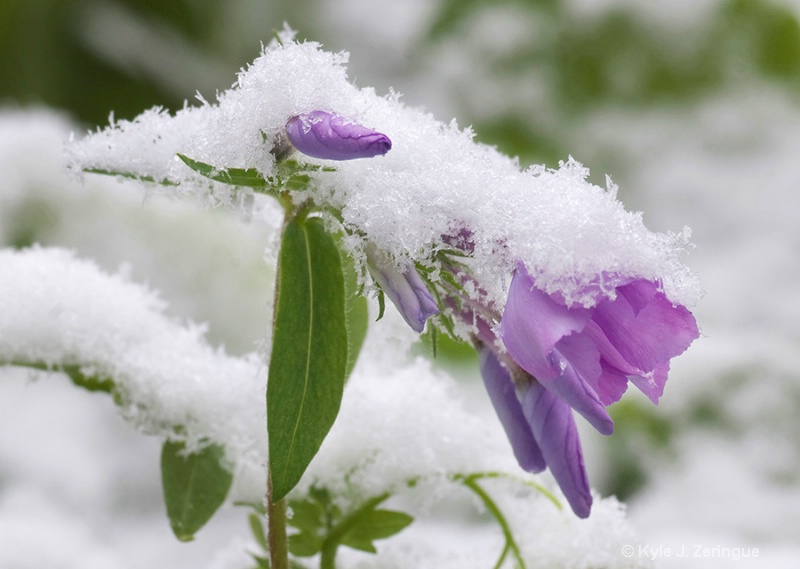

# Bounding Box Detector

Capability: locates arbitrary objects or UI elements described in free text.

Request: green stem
[494,544,510,569]
[266,203,292,569]
[267,471,289,569]
[319,493,390,569]
[457,475,526,569]
[467,471,562,511]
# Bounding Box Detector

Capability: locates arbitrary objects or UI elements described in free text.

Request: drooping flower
[470,263,698,518]
[480,346,593,517]
[500,265,699,425]
[366,246,439,333]
[285,110,392,160]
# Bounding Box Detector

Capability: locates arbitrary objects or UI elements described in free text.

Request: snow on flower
[65,30,701,313]
[65,28,702,518]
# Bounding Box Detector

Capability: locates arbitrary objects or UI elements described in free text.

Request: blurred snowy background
[2,0,800,567]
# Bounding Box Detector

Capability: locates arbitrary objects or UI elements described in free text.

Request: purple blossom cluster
[284,110,699,518]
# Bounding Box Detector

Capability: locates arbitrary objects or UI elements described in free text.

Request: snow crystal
[66,32,701,310]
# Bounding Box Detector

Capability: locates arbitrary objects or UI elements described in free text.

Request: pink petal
[501,266,591,381]
[591,280,699,374]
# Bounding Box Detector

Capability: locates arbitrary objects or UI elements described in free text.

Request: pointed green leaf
[286,498,325,532]
[339,509,414,553]
[286,490,335,557]
[176,155,333,194]
[160,441,233,541]
[276,159,336,177]
[10,361,115,394]
[288,531,325,557]
[83,167,176,186]
[283,174,312,191]
[267,216,348,502]
[234,500,267,516]
[248,513,269,552]
[177,154,271,188]
[376,289,386,321]
[337,244,368,380]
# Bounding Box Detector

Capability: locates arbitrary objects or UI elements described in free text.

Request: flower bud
[366,246,438,333]
[285,110,391,160]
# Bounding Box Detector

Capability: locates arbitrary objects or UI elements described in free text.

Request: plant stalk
[267,471,289,569]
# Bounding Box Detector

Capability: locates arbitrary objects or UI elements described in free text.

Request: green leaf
[339,509,414,553]
[287,497,326,532]
[176,155,334,195]
[55,363,114,394]
[286,490,335,557]
[376,288,385,321]
[83,167,176,186]
[283,174,311,191]
[267,216,348,502]
[248,513,269,552]
[276,159,336,176]
[288,531,324,557]
[160,441,233,541]
[11,361,116,394]
[177,154,271,188]
[234,500,267,516]
[337,242,368,380]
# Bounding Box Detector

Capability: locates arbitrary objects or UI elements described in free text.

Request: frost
[66,35,701,311]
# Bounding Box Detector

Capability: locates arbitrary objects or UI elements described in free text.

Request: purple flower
[471,264,698,518]
[500,265,699,430]
[479,346,545,473]
[366,247,439,333]
[478,339,592,518]
[441,227,475,255]
[285,111,391,160]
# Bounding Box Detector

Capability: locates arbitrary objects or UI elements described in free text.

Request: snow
[0,241,645,568]
[1,109,652,565]
[5,1,800,567]
[572,87,800,568]
[66,31,700,311]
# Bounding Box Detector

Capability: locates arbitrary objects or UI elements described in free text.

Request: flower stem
[267,471,289,569]
[457,474,526,569]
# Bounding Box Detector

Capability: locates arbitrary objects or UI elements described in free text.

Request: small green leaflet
[267,216,348,502]
[176,154,334,195]
[177,154,272,188]
[83,168,175,186]
[287,490,414,558]
[10,361,115,395]
[338,509,414,553]
[160,441,233,541]
[248,512,270,553]
[287,494,331,556]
